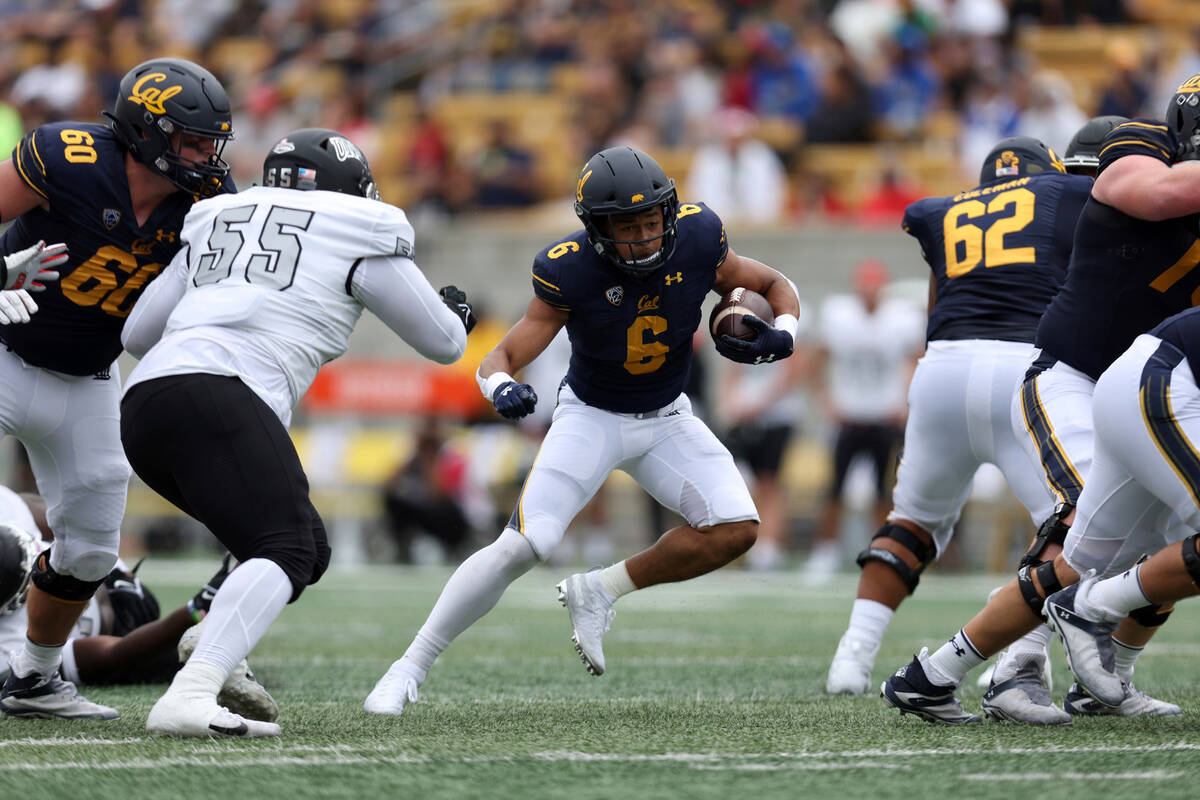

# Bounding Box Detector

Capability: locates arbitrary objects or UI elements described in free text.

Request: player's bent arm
[480,296,567,381]
[353,254,467,365]
[712,248,801,339]
[0,160,47,222]
[121,254,188,358]
[1091,155,1200,221]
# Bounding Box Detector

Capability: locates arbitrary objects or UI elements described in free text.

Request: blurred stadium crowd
[2,0,1200,571]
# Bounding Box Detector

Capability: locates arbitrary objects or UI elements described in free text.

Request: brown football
[709,287,774,341]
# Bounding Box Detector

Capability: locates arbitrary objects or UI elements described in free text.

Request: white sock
[992,624,1052,682]
[169,659,226,698]
[13,637,62,678]
[1087,566,1151,621]
[597,561,635,602]
[925,629,984,687]
[188,558,291,678]
[401,528,538,682]
[1111,637,1143,682]
[842,599,894,651]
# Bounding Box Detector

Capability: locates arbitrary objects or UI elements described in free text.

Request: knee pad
[1127,602,1173,628]
[31,551,104,603]
[1019,504,1073,569]
[1016,561,1062,621]
[1181,533,1200,587]
[855,522,936,594]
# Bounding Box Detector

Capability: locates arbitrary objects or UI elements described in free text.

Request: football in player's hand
[709,288,774,341]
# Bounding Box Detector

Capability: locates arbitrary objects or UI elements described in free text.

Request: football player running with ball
[119,129,473,738]
[0,58,236,721]
[364,146,800,714]
[825,137,1091,727]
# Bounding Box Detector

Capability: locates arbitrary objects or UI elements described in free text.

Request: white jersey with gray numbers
[124,186,466,426]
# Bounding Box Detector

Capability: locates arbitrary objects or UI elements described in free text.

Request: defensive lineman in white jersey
[119,129,474,738]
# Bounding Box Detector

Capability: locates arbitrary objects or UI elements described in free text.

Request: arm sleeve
[120,247,189,358]
[350,254,467,365]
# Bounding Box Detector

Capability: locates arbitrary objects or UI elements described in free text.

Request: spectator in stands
[858,167,925,227]
[687,106,787,225]
[746,22,820,124]
[806,56,874,144]
[1019,70,1087,155]
[1095,40,1154,119]
[470,118,538,209]
[873,25,941,140]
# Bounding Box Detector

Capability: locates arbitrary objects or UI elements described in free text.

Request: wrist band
[773,313,799,341]
[477,369,516,400]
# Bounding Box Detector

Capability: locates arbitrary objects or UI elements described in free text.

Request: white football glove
[1,240,68,291]
[0,290,37,324]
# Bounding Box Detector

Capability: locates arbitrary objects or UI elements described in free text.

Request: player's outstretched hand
[189,552,236,621]
[715,314,794,364]
[1,240,68,291]
[492,381,538,419]
[439,285,477,334]
[0,290,37,325]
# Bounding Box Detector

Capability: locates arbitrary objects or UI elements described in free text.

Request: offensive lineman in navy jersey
[882,77,1200,724]
[0,58,234,721]
[365,146,800,714]
[826,137,1091,724]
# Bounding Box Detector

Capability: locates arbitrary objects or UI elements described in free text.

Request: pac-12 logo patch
[605,286,623,306]
[102,208,121,229]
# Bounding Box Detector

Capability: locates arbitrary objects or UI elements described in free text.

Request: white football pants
[890,339,1057,554]
[1065,334,1197,577]
[510,384,758,559]
[0,349,126,580]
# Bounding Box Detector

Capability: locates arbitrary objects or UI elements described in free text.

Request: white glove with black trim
[0,290,37,324]
[1,240,68,291]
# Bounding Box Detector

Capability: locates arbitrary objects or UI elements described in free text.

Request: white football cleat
[178,622,278,722]
[1044,576,1124,707]
[146,686,280,738]
[0,669,119,720]
[1064,682,1181,717]
[826,634,878,695]
[364,660,421,715]
[980,658,1071,725]
[557,571,615,676]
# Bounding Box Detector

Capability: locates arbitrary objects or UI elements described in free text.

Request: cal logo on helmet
[1176,74,1200,95]
[128,73,183,115]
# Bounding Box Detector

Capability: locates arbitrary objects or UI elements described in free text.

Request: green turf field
[1,561,1196,799]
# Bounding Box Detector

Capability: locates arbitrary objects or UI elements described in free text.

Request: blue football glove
[716,314,794,364]
[492,381,538,419]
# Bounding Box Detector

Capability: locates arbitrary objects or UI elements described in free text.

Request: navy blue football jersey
[531,202,727,413]
[903,171,1091,343]
[1036,119,1200,381]
[0,122,234,375]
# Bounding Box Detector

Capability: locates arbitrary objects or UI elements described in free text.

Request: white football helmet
[0,522,41,615]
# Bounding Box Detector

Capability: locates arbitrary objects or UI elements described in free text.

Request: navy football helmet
[1063,115,1128,174]
[574,146,678,276]
[979,136,1065,184]
[0,523,41,616]
[262,128,379,200]
[1168,73,1200,161]
[104,58,234,198]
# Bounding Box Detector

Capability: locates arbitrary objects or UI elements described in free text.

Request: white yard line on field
[3,742,1200,772]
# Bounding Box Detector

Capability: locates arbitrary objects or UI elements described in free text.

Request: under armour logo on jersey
[664,271,683,285]
[156,229,176,243]
[102,208,121,229]
[605,286,623,306]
